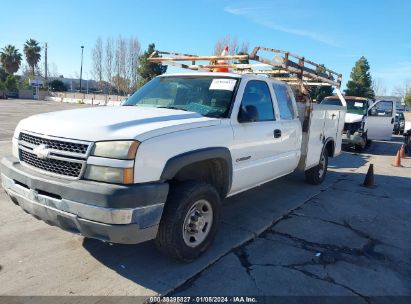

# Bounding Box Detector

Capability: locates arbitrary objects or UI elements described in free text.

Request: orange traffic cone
[399,144,405,159]
[392,149,402,167]
[214,46,229,73]
[363,163,375,187]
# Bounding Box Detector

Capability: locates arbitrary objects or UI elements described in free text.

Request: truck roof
[159,72,243,79]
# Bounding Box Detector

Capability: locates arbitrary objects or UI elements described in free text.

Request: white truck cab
[321,96,396,151]
[1,47,347,261]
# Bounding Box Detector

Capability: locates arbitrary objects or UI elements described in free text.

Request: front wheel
[305,148,328,185]
[355,134,368,152]
[155,181,221,262]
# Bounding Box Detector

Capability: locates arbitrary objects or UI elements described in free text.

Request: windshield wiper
[157,106,190,112]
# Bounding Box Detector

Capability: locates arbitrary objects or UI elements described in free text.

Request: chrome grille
[18,131,91,179]
[20,150,83,177]
[343,122,362,134]
[20,132,89,155]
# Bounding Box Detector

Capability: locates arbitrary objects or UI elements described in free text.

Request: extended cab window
[123,76,238,118]
[239,80,275,122]
[272,83,295,120]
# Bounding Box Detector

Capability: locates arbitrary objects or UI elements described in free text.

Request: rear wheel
[155,181,221,262]
[305,148,328,185]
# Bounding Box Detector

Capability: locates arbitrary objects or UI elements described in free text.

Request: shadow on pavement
[82,168,411,297]
[81,169,344,295]
[81,139,410,297]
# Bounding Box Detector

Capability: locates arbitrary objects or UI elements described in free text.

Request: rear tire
[155,181,221,262]
[305,148,328,185]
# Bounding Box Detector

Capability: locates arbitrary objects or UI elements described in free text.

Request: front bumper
[1,156,169,244]
[342,132,365,146]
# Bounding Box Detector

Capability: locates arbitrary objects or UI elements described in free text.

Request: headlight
[84,165,134,184]
[91,140,139,160]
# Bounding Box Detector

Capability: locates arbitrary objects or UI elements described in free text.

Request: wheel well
[325,140,335,157]
[172,158,229,198]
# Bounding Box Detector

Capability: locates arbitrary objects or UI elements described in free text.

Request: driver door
[367,100,396,140]
[229,79,284,194]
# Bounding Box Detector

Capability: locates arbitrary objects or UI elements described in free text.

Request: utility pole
[79,45,84,92]
[44,42,48,85]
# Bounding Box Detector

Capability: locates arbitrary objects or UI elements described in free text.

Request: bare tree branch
[213,35,249,55]
[104,37,114,93]
[91,37,103,90]
[127,37,140,92]
[392,79,411,99]
[372,77,387,96]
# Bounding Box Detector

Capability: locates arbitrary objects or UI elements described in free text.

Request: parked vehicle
[393,112,405,135]
[321,96,396,151]
[0,47,346,261]
[6,91,19,99]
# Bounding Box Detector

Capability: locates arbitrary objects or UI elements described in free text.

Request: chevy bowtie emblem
[33,144,50,160]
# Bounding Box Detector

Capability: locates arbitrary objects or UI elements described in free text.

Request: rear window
[272,83,295,120]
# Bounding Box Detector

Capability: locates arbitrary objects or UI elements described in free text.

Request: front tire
[354,134,367,152]
[155,181,221,262]
[305,148,328,185]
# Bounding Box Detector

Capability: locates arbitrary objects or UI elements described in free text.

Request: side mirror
[369,107,377,116]
[238,105,259,123]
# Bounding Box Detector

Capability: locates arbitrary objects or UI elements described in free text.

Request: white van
[321,96,396,151]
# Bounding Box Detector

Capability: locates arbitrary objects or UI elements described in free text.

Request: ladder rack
[148,46,342,88]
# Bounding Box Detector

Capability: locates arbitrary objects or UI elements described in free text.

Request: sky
[1,0,410,93]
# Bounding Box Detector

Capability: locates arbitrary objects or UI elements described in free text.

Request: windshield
[321,98,367,115]
[320,99,342,106]
[346,99,367,115]
[123,76,238,118]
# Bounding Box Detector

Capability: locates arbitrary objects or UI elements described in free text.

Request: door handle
[274,129,282,138]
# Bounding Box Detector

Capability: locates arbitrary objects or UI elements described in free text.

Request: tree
[91,37,103,87]
[0,45,22,74]
[104,37,114,93]
[392,79,411,100]
[49,79,67,91]
[5,75,18,92]
[344,56,375,99]
[0,67,7,82]
[213,35,249,55]
[372,78,386,96]
[128,37,140,92]
[136,43,167,88]
[23,39,42,76]
[310,86,334,102]
[404,94,411,107]
[114,36,128,94]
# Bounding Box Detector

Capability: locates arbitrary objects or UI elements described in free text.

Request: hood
[345,113,364,123]
[15,106,220,142]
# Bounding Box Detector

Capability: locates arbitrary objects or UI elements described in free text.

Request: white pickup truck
[1,72,345,261]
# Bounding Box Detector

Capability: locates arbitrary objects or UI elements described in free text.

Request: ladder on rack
[148,46,342,89]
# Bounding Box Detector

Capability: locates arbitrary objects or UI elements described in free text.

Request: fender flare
[323,137,335,157]
[160,147,233,196]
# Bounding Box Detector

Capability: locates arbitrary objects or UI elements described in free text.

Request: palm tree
[0,45,22,75]
[23,39,41,76]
